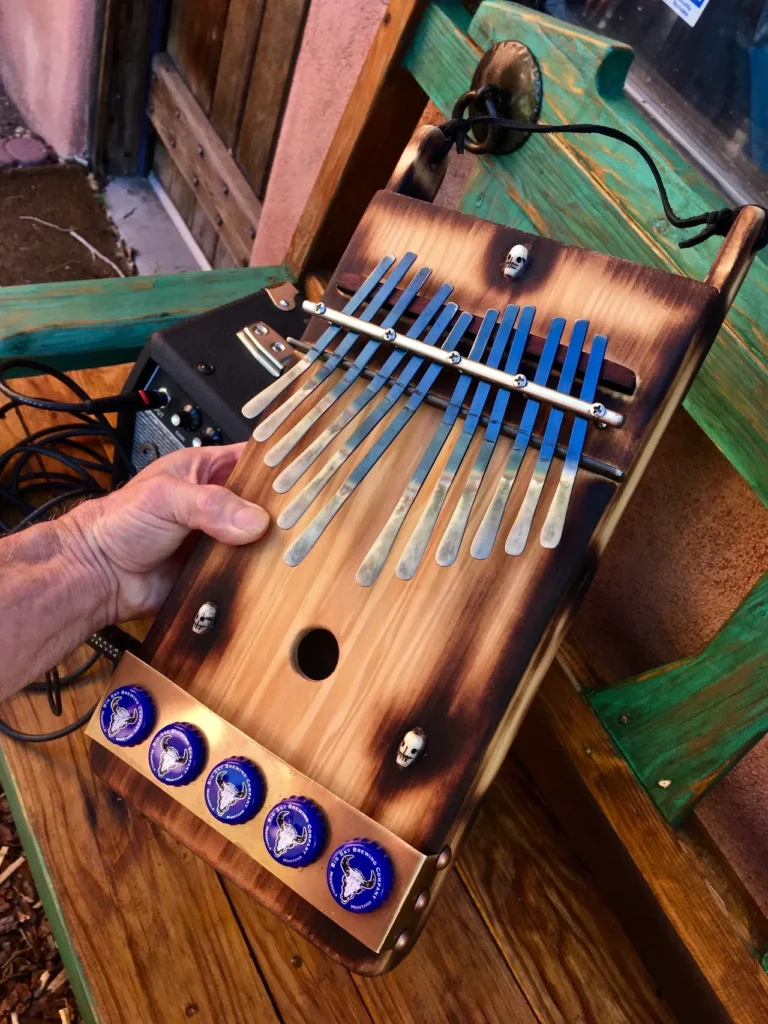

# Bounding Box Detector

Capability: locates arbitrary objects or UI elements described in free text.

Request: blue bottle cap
[99,685,155,746]
[263,796,326,867]
[148,723,206,786]
[327,839,394,913]
[204,758,265,824]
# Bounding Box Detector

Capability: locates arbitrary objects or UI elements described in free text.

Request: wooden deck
[0,365,678,1023]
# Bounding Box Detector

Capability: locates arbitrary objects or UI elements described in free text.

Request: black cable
[439,110,768,250]
[0,360,137,743]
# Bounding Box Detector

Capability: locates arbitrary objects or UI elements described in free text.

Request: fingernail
[233,502,269,534]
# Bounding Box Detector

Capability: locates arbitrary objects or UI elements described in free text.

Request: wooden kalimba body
[87,189,763,974]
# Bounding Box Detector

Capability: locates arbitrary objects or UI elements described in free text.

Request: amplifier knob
[263,796,326,867]
[180,404,202,431]
[201,426,223,446]
[99,685,155,746]
[148,723,206,786]
[327,839,394,913]
[204,757,265,824]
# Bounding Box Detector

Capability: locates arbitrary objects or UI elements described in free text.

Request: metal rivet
[383,328,396,342]
[513,373,527,387]
[271,342,286,353]
[197,144,204,157]
[192,175,199,187]
[448,351,461,365]
[278,298,289,309]
[255,324,268,335]
[619,713,630,725]
[414,890,430,912]
[394,930,410,952]
[658,779,672,789]
[436,846,452,870]
[196,362,214,375]
[291,955,303,968]
[222,184,229,196]
[215,215,223,226]
[314,302,326,315]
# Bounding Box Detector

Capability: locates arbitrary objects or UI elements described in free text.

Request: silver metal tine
[278,305,464,531]
[471,316,566,560]
[407,305,533,572]
[241,254,396,419]
[282,310,471,562]
[505,320,589,556]
[252,253,418,440]
[540,334,608,549]
[395,307,509,578]
[267,278,452,471]
[360,305,514,587]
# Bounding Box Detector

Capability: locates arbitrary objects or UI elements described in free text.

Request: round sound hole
[295,628,339,681]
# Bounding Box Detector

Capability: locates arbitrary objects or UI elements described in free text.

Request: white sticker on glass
[659,0,712,27]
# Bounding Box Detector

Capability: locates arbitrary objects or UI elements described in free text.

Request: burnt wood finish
[91,191,759,972]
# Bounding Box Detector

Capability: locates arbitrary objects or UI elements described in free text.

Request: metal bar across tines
[359,305,513,587]
[265,268,443,467]
[283,308,471,566]
[505,319,589,556]
[278,303,462,532]
[302,300,623,429]
[272,282,454,492]
[241,254,396,420]
[424,305,535,573]
[540,335,608,549]
[396,306,513,579]
[253,253,418,440]
[470,317,566,561]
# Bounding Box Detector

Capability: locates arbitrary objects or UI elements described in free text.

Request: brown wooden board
[0,369,676,1022]
[90,190,755,972]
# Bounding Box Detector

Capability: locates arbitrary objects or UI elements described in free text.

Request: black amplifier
[115,284,309,481]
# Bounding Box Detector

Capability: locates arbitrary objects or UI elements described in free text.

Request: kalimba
[87,187,763,973]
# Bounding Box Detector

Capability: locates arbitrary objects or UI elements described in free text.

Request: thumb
[167,479,270,544]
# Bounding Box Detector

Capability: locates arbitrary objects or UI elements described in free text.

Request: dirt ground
[0,156,132,1021]
[0,164,133,286]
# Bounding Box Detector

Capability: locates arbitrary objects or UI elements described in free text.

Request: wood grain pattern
[92,190,750,971]
[149,54,262,266]
[519,653,768,1023]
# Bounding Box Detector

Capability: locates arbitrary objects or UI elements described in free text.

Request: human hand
[65,444,268,623]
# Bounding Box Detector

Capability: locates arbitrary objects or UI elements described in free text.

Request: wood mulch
[0,791,78,1022]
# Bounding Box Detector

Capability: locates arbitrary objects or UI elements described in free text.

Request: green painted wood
[0,266,290,373]
[587,573,768,824]
[404,2,768,507]
[0,750,100,1024]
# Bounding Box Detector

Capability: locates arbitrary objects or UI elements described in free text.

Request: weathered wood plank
[0,265,288,371]
[150,53,262,266]
[236,0,310,200]
[458,756,677,1023]
[518,654,768,1023]
[588,572,768,823]
[210,0,267,150]
[403,1,768,505]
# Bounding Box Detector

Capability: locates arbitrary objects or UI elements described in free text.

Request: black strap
[438,113,768,251]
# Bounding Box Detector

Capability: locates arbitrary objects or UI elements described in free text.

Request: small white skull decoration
[503,243,530,280]
[192,600,218,635]
[396,727,426,768]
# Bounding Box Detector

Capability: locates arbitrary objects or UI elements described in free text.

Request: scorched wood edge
[91,190,743,973]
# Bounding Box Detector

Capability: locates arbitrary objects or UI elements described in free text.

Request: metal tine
[241,254,396,420]
[540,334,608,549]
[267,278,452,472]
[395,307,510,580]
[505,320,589,556]
[359,305,514,587]
[416,305,535,571]
[252,253,418,441]
[284,310,474,566]
[470,316,566,561]
[278,304,464,531]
